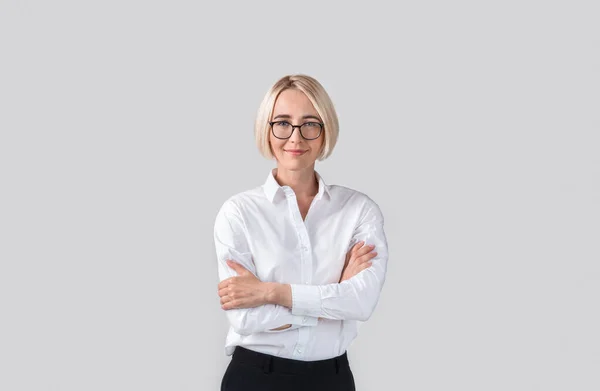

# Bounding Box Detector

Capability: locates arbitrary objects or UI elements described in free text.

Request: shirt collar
[263,168,331,203]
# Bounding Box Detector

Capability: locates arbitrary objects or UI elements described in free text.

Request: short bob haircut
[254,74,339,161]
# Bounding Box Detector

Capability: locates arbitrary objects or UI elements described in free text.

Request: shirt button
[302,318,306,324]
[296,348,302,354]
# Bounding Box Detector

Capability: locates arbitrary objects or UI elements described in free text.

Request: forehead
[272,89,319,116]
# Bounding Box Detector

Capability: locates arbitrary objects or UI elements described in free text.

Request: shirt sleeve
[289,197,388,321]
[214,199,319,336]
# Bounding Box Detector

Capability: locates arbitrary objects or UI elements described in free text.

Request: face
[269,88,324,171]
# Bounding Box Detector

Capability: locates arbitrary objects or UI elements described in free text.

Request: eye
[275,121,290,126]
[303,122,320,128]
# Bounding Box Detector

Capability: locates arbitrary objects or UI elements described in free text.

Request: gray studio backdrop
[1,1,599,390]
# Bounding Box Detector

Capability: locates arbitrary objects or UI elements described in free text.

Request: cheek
[311,139,324,155]
[269,138,285,155]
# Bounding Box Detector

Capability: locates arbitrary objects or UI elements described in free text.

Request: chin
[277,157,313,170]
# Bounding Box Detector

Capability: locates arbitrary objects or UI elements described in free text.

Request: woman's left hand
[218,260,269,310]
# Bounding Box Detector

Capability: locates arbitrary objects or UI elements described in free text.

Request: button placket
[282,185,322,360]
[294,326,310,358]
[285,189,313,285]
[298,225,312,284]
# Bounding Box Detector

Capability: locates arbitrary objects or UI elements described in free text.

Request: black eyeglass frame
[268,121,324,140]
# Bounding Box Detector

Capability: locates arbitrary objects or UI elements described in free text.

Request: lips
[285,150,307,156]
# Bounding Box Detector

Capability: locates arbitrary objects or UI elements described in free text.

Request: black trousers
[220,346,356,391]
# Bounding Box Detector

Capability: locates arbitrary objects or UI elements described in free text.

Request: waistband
[231,346,349,375]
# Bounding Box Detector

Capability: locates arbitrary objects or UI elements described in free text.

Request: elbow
[351,280,384,322]
[351,268,386,322]
[356,306,375,322]
[355,294,381,322]
[357,313,370,322]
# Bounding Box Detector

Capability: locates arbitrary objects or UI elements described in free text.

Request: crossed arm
[213,198,388,336]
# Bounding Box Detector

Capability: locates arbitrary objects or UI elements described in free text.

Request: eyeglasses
[269,121,323,140]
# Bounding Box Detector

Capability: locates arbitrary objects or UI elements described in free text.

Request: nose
[288,126,303,143]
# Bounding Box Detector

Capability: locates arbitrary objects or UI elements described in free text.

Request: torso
[219,174,381,360]
[227,184,368,286]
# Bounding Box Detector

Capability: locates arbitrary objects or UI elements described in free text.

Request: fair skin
[217,88,377,329]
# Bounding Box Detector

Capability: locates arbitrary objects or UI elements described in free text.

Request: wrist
[263,282,281,305]
[263,282,291,308]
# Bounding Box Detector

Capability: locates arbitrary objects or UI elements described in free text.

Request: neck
[273,166,318,199]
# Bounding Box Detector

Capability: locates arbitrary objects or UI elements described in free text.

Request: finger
[356,243,375,258]
[218,278,232,290]
[222,299,243,310]
[221,293,241,304]
[219,276,237,290]
[357,251,377,264]
[349,245,373,264]
[346,241,363,257]
[346,242,364,263]
[218,287,229,297]
[351,241,365,254]
[226,260,248,275]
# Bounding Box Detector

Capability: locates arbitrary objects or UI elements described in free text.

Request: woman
[214,74,388,391]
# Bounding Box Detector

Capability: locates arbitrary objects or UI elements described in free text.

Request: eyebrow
[272,114,322,121]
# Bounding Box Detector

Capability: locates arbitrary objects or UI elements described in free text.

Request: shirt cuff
[291,314,318,327]
[290,284,322,317]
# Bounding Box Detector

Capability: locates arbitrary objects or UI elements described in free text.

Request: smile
[284,150,307,156]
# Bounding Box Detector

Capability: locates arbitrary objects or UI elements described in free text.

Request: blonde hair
[254,74,339,160]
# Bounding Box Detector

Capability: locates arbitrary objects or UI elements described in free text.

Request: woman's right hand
[339,241,377,282]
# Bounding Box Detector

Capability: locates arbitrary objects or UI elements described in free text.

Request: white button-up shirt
[213,169,388,361]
